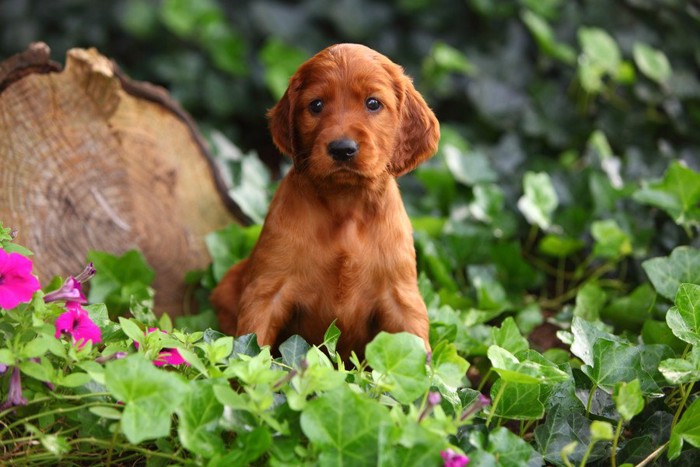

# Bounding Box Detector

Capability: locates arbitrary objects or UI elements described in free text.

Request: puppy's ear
[267,75,300,157]
[389,76,440,177]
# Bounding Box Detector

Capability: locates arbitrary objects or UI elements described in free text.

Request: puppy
[211,43,440,359]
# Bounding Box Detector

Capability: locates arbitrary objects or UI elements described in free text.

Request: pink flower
[0,249,41,309]
[0,366,28,410]
[54,302,102,347]
[44,262,95,304]
[135,328,189,367]
[441,449,469,467]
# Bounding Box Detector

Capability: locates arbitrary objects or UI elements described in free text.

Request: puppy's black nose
[327,138,358,162]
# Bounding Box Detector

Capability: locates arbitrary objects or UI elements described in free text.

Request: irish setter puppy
[211,43,440,359]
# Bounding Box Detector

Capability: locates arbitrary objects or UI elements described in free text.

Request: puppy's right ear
[267,75,300,157]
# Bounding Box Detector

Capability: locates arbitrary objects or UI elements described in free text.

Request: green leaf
[535,403,605,465]
[279,335,311,368]
[581,339,670,396]
[521,10,576,64]
[642,246,700,301]
[430,340,470,389]
[443,144,497,186]
[491,379,545,420]
[602,284,656,332]
[573,282,607,321]
[105,354,188,444]
[491,317,529,354]
[205,224,260,282]
[659,353,700,385]
[517,171,559,230]
[591,219,632,260]
[486,426,543,465]
[366,332,429,404]
[538,234,585,258]
[259,38,308,100]
[300,386,390,466]
[487,346,569,385]
[118,317,145,345]
[665,283,700,345]
[578,27,621,75]
[322,321,341,356]
[634,161,700,229]
[613,379,644,422]
[590,420,614,441]
[668,398,700,460]
[633,42,672,84]
[87,250,155,315]
[176,379,225,458]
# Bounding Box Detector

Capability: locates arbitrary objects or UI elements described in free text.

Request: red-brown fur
[211,44,440,359]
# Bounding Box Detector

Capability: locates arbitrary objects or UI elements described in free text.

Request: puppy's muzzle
[327,138,358,162]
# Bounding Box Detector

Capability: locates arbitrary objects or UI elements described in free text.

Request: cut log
[0,42,243,316]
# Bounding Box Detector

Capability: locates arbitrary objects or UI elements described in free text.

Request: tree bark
[0,42,243,316]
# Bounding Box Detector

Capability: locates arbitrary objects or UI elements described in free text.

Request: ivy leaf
[486,426,543,465]
[259,38,308,100]
[430,340,470,390]
[659,350,700,385]
[538,234,585,258]
[521,10,576,64]
[581,339,670,396]
[665,283,700,345]
[105,354,188,444]
[491,317,529,354]
[633,161,700,230]
[491,379,544,420]
[487,346,569,385]
[535,403,606,465]
[668,398,700,460]
[633,42,672,84]
[578,27,621,75]
[300,386,390,466]
[642,246,700,301]
[176,379,225,458]
[279,335,311,368]
[573,283,607,321]
[517,171,558,230]
[204,223,260,282]
[591,219,632,260]
[87,250,155,315]
[366,332,429,404]
[613,379,644,422]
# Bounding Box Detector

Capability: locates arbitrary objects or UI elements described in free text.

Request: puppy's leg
[377,286,431,352]
[235,282,293,348]
[211,258,250,335]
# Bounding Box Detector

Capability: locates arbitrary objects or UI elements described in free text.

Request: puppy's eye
[366,97,382,112]
[309,99,324,114]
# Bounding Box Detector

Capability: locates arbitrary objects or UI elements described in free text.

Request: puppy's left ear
[390,76,440,177]
[267,74,301,157]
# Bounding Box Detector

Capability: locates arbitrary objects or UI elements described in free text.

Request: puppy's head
[268,44,440,186]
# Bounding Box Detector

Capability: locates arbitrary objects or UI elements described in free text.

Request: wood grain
[0,43,242,316]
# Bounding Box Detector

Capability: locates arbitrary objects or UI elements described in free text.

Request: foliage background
[2,0,700,465]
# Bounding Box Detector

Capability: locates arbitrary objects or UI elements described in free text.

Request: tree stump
[0,42,243,316]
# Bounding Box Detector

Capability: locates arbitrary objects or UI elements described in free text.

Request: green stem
[585,384,597,417]
[486,381,507,428]
[671,381,693,429]
[477,368,493,392]
[578,439,597,467]
[69,437,196,464]
[611,418,623,467]
[0,401,120,437]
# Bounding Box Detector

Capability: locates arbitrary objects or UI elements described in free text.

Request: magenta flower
[54,302,102,347]
[441,449,469,467]
[135,328,189,367]
[44,262,95,304]
[0,366,28,410]
[0,249,41,310]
